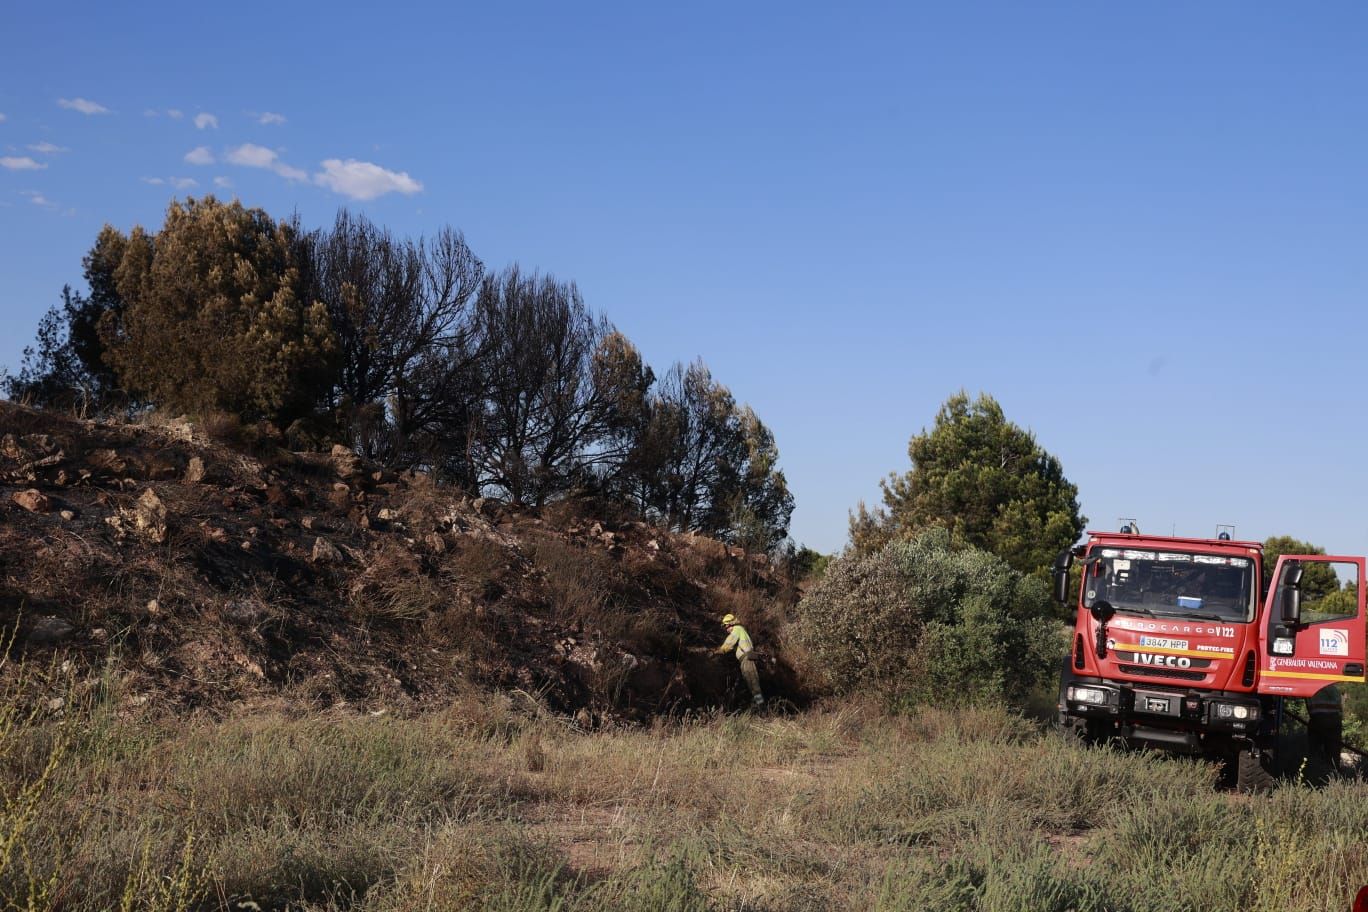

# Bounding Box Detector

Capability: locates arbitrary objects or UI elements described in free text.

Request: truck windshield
[1082,548,1256,623]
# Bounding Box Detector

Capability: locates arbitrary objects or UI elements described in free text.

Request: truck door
[1257,555,1367,698]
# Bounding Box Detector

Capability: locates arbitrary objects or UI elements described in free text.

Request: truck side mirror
[1279,562,1304,626]
[1052,550,1074,604]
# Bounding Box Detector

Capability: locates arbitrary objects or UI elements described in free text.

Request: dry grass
[449,535,513,598]
[6,673,1368,911]
[529,535,618,623]
[349,541,444,622]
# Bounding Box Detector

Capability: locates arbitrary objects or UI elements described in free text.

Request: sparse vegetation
[3,675,1368,911]
[793,527,1061,707]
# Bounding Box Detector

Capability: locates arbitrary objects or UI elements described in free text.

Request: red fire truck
[1055,524,1364,791]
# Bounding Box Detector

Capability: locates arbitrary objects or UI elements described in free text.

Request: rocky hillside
[0,403,800,722]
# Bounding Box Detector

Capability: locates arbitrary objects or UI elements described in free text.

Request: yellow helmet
[721,613,738,627]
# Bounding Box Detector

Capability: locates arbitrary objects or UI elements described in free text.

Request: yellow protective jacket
[719,624,754,660]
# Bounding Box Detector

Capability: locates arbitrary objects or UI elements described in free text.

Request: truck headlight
[1068,686,1107,705]
[1212,701,1259,722]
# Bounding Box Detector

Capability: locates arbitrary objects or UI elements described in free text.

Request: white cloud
[27,142,68,154]
[213,176,233,188]
[141,176,199,190]
[21,190,56,208]
[313,158,423,201]
[58,97,109,115]
[225,143,306,181]
[167,109,184,120]
[0,156,46,171]
[0,113,6,123]
[226,143,277,168]
[194,112,218,130]
[143,109,159,118]
[258,112,286,125]
[184,145,215,165]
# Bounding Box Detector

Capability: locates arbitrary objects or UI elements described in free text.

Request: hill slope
[0,402,800,720]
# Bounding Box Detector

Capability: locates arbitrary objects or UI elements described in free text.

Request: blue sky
[3,2,1368,555]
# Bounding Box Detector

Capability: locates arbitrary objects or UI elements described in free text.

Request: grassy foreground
[3,676,1368,912]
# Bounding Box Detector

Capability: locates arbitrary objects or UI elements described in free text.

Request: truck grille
[1117,664,1205,681]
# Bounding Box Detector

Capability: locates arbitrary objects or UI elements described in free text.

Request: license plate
[1145,697,1171,713]
[1139,636,1188,650]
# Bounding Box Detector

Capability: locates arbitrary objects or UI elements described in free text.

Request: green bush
[793,528,1060,706]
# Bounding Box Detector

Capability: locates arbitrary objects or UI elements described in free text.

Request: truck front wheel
[1062,716,1108,747]
[1236,748,1275,794]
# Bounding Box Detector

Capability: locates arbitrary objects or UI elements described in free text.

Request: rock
[327,485,351,512]
[376,507,400,522]
[301,515,316,530]
[472,496,489,516]
[590,522,604,536]
[329,444,363,479]
[134,488,168,543]
[162,416,196,442]
[88,449,128,476]
[0,434,23,461]
[22,434,58,456]
[146,599,160,615]
[311,536,343,564]
[59,509,75,521]
[424,532,447,554]
[27,616,74,646]
[46,697,65,713]
[647,539,661,552]
[184,456,206,484]
[12,489,51,514]
[19,451,65,476]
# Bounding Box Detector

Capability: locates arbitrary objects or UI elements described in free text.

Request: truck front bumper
[1059,675,1264,751]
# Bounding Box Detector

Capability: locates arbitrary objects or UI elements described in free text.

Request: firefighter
[716,613,764,706]
[1308,685,1343,772]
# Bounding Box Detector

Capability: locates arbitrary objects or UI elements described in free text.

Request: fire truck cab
[1055,524,1366,791]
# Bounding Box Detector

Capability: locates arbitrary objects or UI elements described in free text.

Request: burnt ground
[0,402,803,723]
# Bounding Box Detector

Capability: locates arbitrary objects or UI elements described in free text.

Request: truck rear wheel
[1236,748,1274,794]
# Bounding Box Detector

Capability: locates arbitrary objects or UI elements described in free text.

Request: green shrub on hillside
[793,527,1060,706]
